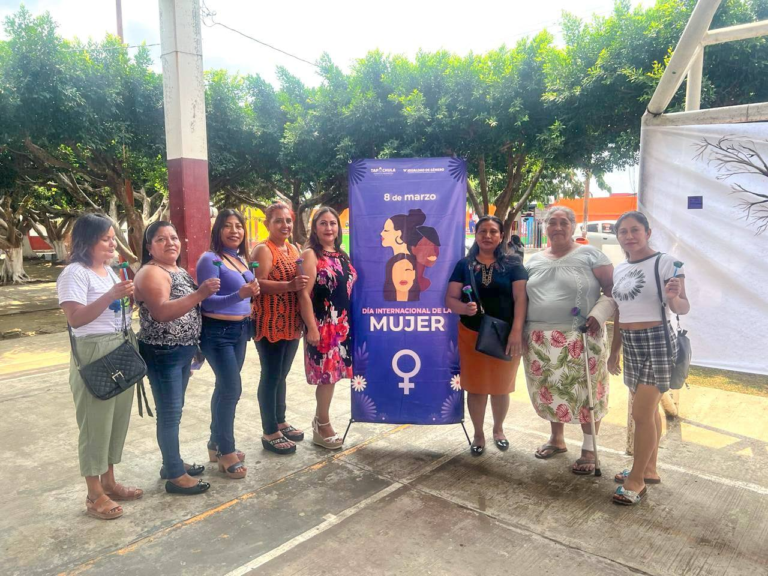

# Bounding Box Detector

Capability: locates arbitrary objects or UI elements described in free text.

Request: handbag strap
[653,254,674,358]
[467,260,486,315]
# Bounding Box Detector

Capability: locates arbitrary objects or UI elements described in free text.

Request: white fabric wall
[640,122,768,376]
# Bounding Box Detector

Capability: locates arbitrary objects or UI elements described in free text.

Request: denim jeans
[255,338,300,435]
[139,341,197,479]
[200,317,251,455]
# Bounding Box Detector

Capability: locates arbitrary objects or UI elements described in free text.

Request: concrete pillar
[159,0,211,276]
[685,47,704,112]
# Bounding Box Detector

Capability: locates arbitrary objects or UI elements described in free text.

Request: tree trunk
[53,239,68,262]
[466,180,482,216]
[582,169,591,238]
[0,247,29,284]
[478,155,490,216]
[22,236,36,258]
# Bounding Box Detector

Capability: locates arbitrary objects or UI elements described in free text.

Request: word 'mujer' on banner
[350,158,466,425]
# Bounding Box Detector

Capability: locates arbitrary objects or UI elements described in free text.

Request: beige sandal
[104,483,144,501]
[86,494,123,520]
[312,417,344,450]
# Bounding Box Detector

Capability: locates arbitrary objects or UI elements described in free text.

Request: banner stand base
[342,419,472,447]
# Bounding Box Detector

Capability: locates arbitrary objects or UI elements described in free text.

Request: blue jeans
[139,342,197,479]
[200,317,251,455]
[255,338,300,435]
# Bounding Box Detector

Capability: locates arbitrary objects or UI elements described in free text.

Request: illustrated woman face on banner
[381,209,427,257]
[410,226,440,267]
[409,226,441,292]
[383,254,419,302]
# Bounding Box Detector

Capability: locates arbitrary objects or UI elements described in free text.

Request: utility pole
[115,0,134,214]
[116,0,124,40]
[158,0,211,275]
[582,169,591,238]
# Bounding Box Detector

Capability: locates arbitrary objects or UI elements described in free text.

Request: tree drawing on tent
[694,136,768,234]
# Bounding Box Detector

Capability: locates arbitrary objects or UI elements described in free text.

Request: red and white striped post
[159,0,211,276]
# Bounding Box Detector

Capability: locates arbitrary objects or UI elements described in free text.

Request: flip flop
[534,444,568,459]
[612,485,648,506]
[278,425,305,442]
[614,469,661,484]
[571,458,596,475]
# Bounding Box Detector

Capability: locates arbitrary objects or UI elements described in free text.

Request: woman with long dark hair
[445,215,528,455]
[251,203,308,455]
[197,209,260,479]
[380,209,426,257]
[57,213,142,519]
[608,211,690,505]
[297,207,357,449]
[134,221,219,495]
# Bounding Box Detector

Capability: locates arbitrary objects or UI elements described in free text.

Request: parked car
[573,221,618,251]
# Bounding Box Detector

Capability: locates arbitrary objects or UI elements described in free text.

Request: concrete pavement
[0,331,766,576]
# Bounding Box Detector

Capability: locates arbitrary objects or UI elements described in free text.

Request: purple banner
[349,158,466,424]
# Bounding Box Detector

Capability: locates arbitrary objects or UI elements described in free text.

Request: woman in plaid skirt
[608,211,690,506]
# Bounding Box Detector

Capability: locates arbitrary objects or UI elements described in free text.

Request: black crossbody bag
[467,262,512,361]
[68,296,152,417]
[653,255,692,390]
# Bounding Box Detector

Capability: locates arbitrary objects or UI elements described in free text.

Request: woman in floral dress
[298,207,357,450]
[524,207,616,474]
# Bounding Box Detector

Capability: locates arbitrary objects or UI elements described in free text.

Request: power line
[200,1,320,69]
[62,43,159,52]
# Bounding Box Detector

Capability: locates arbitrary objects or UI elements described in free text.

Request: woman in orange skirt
[445,216,528,455]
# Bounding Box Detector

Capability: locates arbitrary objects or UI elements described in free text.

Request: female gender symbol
[392,350,421,395]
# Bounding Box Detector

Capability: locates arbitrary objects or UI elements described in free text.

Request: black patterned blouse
[138,266,201,346]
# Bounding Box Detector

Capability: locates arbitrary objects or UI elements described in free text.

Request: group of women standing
[447,206,689,507]
[58,203,355,519]
[58,201,687,520]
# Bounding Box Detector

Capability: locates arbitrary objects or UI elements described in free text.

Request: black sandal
[494,438,510,451]
[165,479,211,495]
[159,463,205,480]
[278,425,304,442]
[262,436,296,455]
[470,444,485,457]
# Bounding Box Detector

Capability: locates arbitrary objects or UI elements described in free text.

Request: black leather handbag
[68,301,152,416]
[654,255,691,390]
[467,262,512,361]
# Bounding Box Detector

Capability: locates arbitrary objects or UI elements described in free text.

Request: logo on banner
[392,350,421,395]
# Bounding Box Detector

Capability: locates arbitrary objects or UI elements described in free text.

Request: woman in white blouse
[57,214,143,520]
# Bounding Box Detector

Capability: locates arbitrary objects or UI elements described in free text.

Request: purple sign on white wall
[349,157,466,424]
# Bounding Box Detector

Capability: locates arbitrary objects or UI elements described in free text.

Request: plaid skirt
[620,324,677,394]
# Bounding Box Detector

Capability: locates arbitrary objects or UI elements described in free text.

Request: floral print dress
[525,328,609,423]
[304,250,357,385]
[523,247,612,424]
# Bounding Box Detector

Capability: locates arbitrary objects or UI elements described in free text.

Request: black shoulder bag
[467,261,512,361]
[653,255,691,390]
[68,299,152,417]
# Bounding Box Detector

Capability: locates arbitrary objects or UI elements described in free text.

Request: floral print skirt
[523,328,609,424]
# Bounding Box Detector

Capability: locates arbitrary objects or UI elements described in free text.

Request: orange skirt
[459,323,520,395]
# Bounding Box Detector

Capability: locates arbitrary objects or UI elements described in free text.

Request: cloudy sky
[0,0,655,195]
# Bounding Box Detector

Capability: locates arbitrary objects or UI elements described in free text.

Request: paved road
[1,331,767,576]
